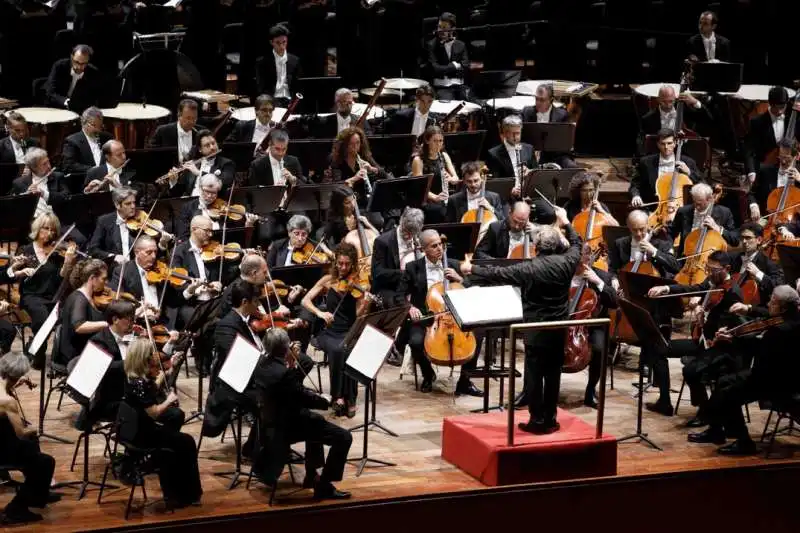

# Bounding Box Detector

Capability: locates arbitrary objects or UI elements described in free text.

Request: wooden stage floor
[5,340,799,532]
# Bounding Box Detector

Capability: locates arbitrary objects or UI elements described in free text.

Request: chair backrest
[115,400,141,446]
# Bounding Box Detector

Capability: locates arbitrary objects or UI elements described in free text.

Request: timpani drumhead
[482,95,564,112]
[6,107,79,124]
[734,84,797,101]
[101,103,171,120]
[430,100,481,115]
[352,102,385,120]
[231,107,290,123]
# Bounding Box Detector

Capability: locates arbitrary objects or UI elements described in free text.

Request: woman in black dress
[322,186,381,248]
[56,259,108,368]
[561,172,619,224]
[301,243,377,418]
[410,125,460,224]
[121,338,202,509]
[7,213,79,367]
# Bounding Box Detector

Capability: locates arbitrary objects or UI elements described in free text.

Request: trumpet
[355,154,373,196]
[155,150,222,185]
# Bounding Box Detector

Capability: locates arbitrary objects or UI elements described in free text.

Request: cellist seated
[475,201,538,259]
[630,128,701,209]
[670,183,738,254]
[608,210,681,287]
[562,172,619,224]
[731,222,784,307]
[445,162,506,223]
[748,139,800,221]
[397,229,480,395]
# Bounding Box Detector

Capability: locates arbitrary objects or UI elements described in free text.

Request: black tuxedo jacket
[370,230,405,303]
[0,137,39,165]
[608,235,680,279]
[87,211,129,261]
[167,156,236,198]
[474,219,512,259]
[148,122,199,152]
[110,261,171,308]
[670,203,738,256]
[87,328,126,414]
[486,143,536,179]
[521,105,569,124]
[445,189,506,223]
[640,109,662,136]
[172,240,224,301]
[44,58,105,113]
[398,256,461,313]
[731,251,784,306]
[384,107,435,136]
[176,198,202,242]
[84,164,137,191]
[667,279,743,339]
[629,153,702,204]
[225,119,259,144]
[254,52,303,102]
[686,33,731,62]
[246,154,304,186]
[744,111,798,175]
[214,309,258,366]
[314,113,374,139]
[749,165,800,211]
[266,237,293,269]
[426,38,468,81]
[61,130,114,175]
[11,172,69,205]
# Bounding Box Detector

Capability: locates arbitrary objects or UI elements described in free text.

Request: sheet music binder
[443,285,523,331]
[66,342,114,401]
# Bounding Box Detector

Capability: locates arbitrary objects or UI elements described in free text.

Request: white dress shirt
[31,174,51,218]
[111,330,129,361]
[772,113,785,144]
[177,124,193,162]
[84,131,102,166]
[236,309,264,352]
[252,120,272,146]
[504,141,523,182]
[424,257,444,288]
[660,108,677,131]
[67,69,83,97]
[466,190,482,211]
[284,241,295,266]
[658,155,675,177]
[777,168,790,188]
[136,264,160,309]
[397,227,414,269]
[273,50,290,100]
[269,153,286,185]
[105,162,124,189]
[411,108,429,137]
[10,138,25,164]
[691,207,711,230]
[336,113,352,134]
[702,32,716,61]
[536,106,552,123]
[116,214,131,256]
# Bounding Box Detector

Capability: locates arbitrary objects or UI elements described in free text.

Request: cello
[729,257,761,306]
[563,248,601,373]
[423,236,477,367]
[674,189,728,287]
[609,232,661,344]
[761,94,800,167]
[571,175,615,270]
[509,231,536,259]
[460,164,497,244]
[760,156,800,260]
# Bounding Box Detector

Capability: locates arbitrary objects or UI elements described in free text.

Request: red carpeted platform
[441,409,617,486]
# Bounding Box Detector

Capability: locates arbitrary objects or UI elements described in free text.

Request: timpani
[430,100,482,132]
[5,107,79,158]
[230,106,291,124]
[101,103,171,149]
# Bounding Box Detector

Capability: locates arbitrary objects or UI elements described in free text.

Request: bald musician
[639,85,703,137]
[84,140,137,194]
[608,210,680,285]
[475,201,538,259]
[315,88,373,138]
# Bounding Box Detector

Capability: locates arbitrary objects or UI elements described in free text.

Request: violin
[145,261,197,288]
[92,287,137,309]
[674,188,727,287]
[422,238,476,367]
[712,316,785,347]
[249,311,290,333]
[571,176,615,271]
[691,278,732,343]
[291,240,332,265]
[260,279,290,299]
[563,254,601,373]
[206,198,265,223]
[126,210,172,240]
[200,240,244,262]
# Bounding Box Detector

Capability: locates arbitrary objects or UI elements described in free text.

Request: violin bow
[157,239,181,311]
[288,341,322,394]
[124,196,161,259]
[649,288,724,299]
[218,180,237,284]
[140,297,171,394]
[303,234,327,265]
[27,223,77,282]
[264,263,285,309]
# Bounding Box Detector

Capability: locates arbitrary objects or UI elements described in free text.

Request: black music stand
[0,163,23,195]
[0,195,38,244]
[126,147,180,204]
[220,142,257,173]
[471,70,521,103]
[522,122,576,155]
[365,135,417,176]
[211,227,252,248]
[620,270,682,317]
[422,222,479,260]
[343,304,410,476]
[485,178,516,204]
[296,76,342,115]
[182,296,224,424]
[602,225,630,253]
[229,185,285,216]
[367,174,432,213]
[284,140,332,180]
[442,131,487,172]
[616,298,668,451]
[284,183,340,215]
[689,62,743,94]
[521,168,584,205]
[777,245,800,288]
[149,195,197,235]
[53,193,115,244]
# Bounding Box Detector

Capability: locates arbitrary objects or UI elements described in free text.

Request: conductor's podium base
[441,410,617,486]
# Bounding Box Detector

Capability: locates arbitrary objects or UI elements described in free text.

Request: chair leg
[675,378,686,415]
[125,484,137,520]
[70,434,83,471]
[760,409,774,442]
[765,414,784,458]
[744,403,751,423]
[57,387,66,411]
[97,463,111,504]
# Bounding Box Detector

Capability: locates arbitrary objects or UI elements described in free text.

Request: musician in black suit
[520,84,575,168]
[60,107,114,177]
[83,140,138,194]
[748,139,800,220]
[686,11,732,63]
[87,187,141,265]
[148,99,199,162]
[630,128,702,207]
[0,112,39,165]
[314,88,373,139]
[266,215,333,269]
[11,149,71,225]
[445,162,506,223]
[731,222,784,306]
[247,129,305,187]
[475,201,536,259]
[638,85,705,155]
[251,328,352,500]
[743,86,796,179]
[485,115,555,224]
[254,24,304,107]
[225,94,275,146]
[460,207,582,434]
[426,13,468,101]
[383,85,435,137]
[44,45,105,113]
[110,235,173,317]
[164,130,236,198]
[175,175,222,242]
[670,183,738,256]
[608,210,680,283]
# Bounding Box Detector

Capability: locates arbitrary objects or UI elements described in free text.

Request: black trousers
[288,411,352,483]
[0,317,16,355]
[148,427,203,505]
[315,329,357,405]
[401,321,437,382]
[524,330,566,423]
[586,327,606,396]
[680,341,744,416]
[706,370,759,440]
[1,438,54,513]
[20,294,52,368]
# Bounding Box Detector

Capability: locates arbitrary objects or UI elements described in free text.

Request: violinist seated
[629,128,702,209]
[83,140,138,195]
[445,161,506,223]
[475,201,538,259]
[0,111,39,165]
[562,172,619,224]
[743,86,797,180]
[396,230,481,396]
[160,130,236,199]
[646,251,746,419]
[670,183,738,254]
[382,85,435,138]
[89,188,154,265]
[176,174,259,242]
[687,286,800,455]
[121,338,202,508]
[110,236,174,325]
[731,222,784,306]
[225,94,276,146]
[250,329,352,500]
[485,115,556,224]
[747,139,800,221]
[8,213,80,367]
[520,83,576,168]
[608,210,680,283]
[267,214,333,268]
[313,88,374,139]
[302,243,379,417]
[460,207,582,434]
[327,127,389,231]
[573,244,618,409]
[411,125,460,225]
[57,259,110,368]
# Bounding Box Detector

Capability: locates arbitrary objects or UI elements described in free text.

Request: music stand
[296,76,342,115]
[149,195,197,235]
[230,185,285,216]
[616,298,668,451]
[522,122,576,154]
[484,178,516,204]
[53,193,115,241]
[126,147,179,204]
[689,62,743,94]
[343,304,410,476]
[287,139,334,179]
[521,168,585,205]
[270,264,329,287]
[0,163,23,195]
[471,70,521,103]
[285,183,341,215]
[422,222,479,259]
[777,245,800,288]
[0,195,38,244]
[620,270,682,317]
[365,135,417,176]
[211,227,251,248]
[367,174,432,212]
[442,131,487,172]
[220,142,257,173]
[182,296,224,424]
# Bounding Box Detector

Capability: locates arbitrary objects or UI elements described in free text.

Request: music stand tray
[0,195,38,243]
[521,168,585,205]
[367,174,432,212]
[522,122,576,154]
[484,178,516,204]
[689,62,743,94]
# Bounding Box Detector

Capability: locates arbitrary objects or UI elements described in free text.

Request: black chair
[245,446,305,506]
[761,393,800,458]
[43,325,71,419]
[211,406,248,490]
[68,399,118,500]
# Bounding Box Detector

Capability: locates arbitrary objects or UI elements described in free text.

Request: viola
[125,210,172,240]
[291,240,331,265]
[200,241,244,262]
[145,261,195,288]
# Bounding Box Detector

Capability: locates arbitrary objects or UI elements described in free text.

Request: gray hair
[198,173,222,190]
[72,44,93,57]
[536,83,554,100]
[287,214,312,233]
[627,209,648,225]
[691,182,713,199]
[133,235,156,251]
[335,88,352,102]
[111,186,136,206]
[658,85,676,97]
[511,201,531,217]
[399,208,424,234]
[502,115,522,129]
[533,225,563,254]
[269,128,289,145]
[0,353,30,382]
[23,147,48,170]
[772,285,800,311]
[240,253,266,277]
[263,328,291,359]
[81,106,103,126]
[420,229,439,246]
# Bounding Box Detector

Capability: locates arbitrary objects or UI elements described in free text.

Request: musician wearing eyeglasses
[0,112,39,165]
[687,285,800,455]
[445,162,505,223]
[608,210,680,287]
[247,129,304,188]
[225,94,276,145]
[411,126,459,224]
[475,201,538,260]
[162,130,235,198]
[267,215,333,268]
[61,107,113,175]
[315,88,374,139]
[426,12,468,101]
[670,183,738,255]
[629,129,701,209]
[731,222,783,306]
[44,44,104,114]
[646,251,745,420]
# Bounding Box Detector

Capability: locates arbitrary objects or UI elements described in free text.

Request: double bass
[423,237,476,367]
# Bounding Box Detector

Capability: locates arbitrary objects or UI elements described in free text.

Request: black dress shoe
[1,508,42,525]
[518,420,560,435]
[385,349,402,367]
[645,400,674,416]
[688,427,726,444]
[717,439,757,455]
[455,380,483,397]
[420,377,433,393]
[583,390,598,409]
[314,482,352,500]
[513,391,529,409]
[685,416,708,428]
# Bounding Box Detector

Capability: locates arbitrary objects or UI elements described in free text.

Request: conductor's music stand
[343,304,410,476]
[521,168,585,206]
[616,298,668,451]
